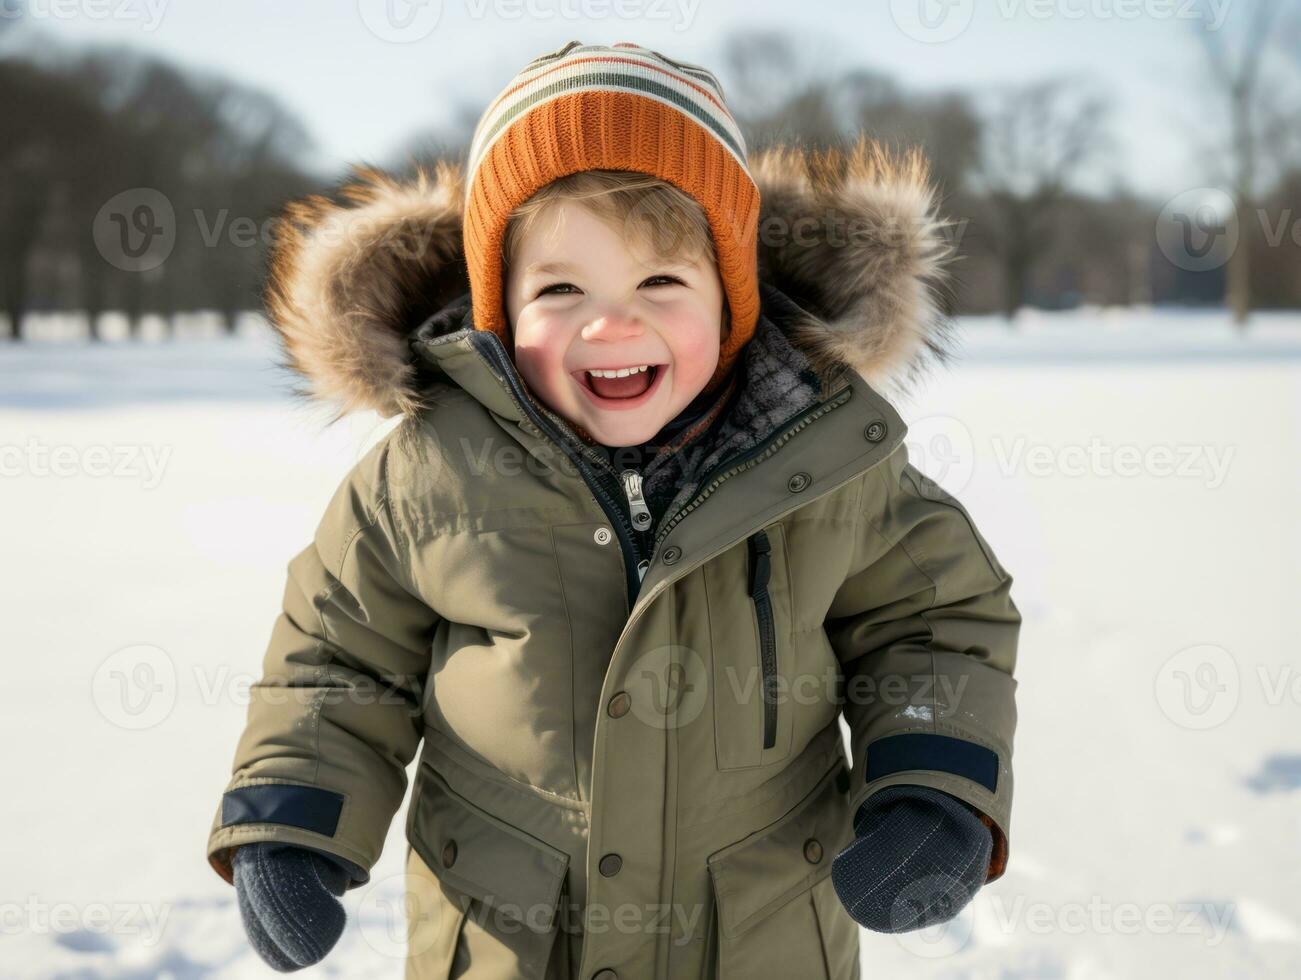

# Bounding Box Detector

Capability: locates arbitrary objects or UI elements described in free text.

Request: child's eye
[538,277,681,297]
[537,282,579,297]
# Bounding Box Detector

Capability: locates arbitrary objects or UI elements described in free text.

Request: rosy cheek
[513,344,546,388]
[517,341,572,398]
[665,322,720,380]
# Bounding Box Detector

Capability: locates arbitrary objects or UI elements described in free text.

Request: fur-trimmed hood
[263,136,956,421]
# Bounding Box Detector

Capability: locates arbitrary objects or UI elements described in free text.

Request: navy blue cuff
[865,733,999,794]
[221,784,345,838]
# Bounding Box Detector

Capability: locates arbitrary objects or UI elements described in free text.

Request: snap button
[599,853,623,877]
[441,840,458,868]
[662,545,682,564]
[594,527,612,545]
[787,472,811,493]
[607,691,631,718]
[864,420,887,443]
[803,838,823,864]
[592,970,618,980]
[636,559,650,578]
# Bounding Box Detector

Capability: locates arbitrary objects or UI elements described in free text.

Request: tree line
[3,14,1300,341]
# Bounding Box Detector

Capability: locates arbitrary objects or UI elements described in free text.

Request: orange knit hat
[462,40,761,395]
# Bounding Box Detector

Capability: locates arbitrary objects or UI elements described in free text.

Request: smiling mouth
[572,363,666,406]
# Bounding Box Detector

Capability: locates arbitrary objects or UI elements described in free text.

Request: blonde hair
[502,169,730,335]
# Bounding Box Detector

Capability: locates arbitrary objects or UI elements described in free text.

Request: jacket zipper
[471,331,647,605]
[620,469,654,583]
[620,469,652,534]
[747,529,778,750]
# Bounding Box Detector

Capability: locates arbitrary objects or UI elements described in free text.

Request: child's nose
[582,309,643,342]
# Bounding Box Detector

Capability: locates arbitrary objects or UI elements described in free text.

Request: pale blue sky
[7,0,1258,201]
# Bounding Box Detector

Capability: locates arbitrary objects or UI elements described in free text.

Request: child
[205,40,1020,979]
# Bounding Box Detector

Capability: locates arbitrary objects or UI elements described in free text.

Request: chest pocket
[704,523,796,770]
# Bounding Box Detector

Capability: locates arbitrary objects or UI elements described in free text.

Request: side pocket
[404,845,470,980]
[407,763,570,979]
[704,891,719,978]
[545,876,576,978]
[810,874,861,980]
[706,760,855,979]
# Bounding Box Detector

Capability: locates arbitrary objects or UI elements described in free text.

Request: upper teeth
[587,365,651,378]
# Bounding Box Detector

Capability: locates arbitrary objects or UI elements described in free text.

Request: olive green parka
[205,139,1021,980]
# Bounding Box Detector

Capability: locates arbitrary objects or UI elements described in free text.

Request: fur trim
[263,160,467,421]
[262,135,956,420]
[751,137,958,399]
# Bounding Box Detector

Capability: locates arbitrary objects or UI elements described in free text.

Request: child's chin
[583,415,663,448]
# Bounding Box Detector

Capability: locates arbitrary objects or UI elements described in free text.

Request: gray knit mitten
[232,842,365,972]
[830,785,993,933]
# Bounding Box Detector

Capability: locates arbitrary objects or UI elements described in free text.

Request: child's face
[504,199,724,448]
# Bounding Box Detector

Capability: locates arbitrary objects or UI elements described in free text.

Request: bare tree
[1190,0,1297,328]
[971,78,1110,319]
[0,40,316,342]
[0,58,105,340]
[719,30,828,126]
[718,30,982,201]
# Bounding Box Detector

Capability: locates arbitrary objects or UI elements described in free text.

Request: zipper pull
[620,469,653,534]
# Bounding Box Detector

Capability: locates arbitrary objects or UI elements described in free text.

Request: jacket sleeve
[824,442,1020,882]
[205,435,437,887]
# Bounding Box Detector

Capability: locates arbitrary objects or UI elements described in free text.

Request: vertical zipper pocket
[747,530,778,750]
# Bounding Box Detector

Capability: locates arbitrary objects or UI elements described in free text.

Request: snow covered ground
[2,309,1297,978]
